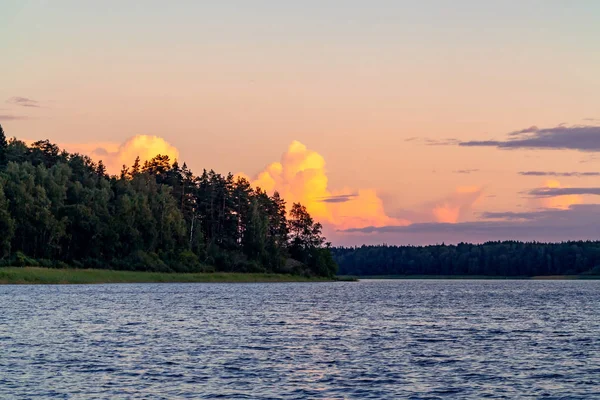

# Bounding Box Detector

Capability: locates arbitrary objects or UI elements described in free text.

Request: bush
[285,258,305,275]
[82,258,106,270]
[53,260,70,269]
[173,250,202,273]
[11,252,39,267]
[207,245,260,272]
[582,265,600,275]
[202,264,215,273]
[38,259,54,268]
[309,248,338,278]
[242,260,266,273]
[125,251,171,272]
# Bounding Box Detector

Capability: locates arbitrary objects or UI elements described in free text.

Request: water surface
[1,280,599,398]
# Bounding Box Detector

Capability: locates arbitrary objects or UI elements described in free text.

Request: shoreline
[2,268,597,285]
[350,275,600,280]
[0,267,331,285]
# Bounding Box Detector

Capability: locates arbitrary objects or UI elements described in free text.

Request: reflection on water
[1,280,599,398]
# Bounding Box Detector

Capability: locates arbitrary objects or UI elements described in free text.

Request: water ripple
[1,280,599,398]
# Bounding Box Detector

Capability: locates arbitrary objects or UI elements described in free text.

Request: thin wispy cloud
[507,125,540,136]
[318,194,358,203]
[528,187,600,197]
[580,155,600,164]
[7,96,40,108]
[405,137,460,146]
[0,114,29,121]
[459,125,600,152]
[519,171,600,177]
[481,209,560,221]
[454,169,479,174]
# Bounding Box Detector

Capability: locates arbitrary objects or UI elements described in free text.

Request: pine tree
[0,124,7,149]
[269,191,288,246]
[288,202,326,267]
[96,160,107,177]
[120,165,129,180]
[0,184,15,258]
[0,124,8,167]
[242,199,267,263]
[130,156,141,177]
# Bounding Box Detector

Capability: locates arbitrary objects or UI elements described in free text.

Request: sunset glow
[249,140,408,230]
[2,1,600,244]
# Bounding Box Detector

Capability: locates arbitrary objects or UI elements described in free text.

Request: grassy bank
[348,275,600,280]
[0,267,330,284]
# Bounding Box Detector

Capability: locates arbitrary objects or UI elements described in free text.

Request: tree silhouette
[0,134,336,276]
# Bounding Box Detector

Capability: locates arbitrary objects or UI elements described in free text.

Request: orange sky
[2,1,600,244]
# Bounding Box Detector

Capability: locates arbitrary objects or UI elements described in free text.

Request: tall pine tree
[0,124,7,167]
[0,183,15,258]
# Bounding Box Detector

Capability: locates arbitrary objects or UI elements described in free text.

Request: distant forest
[0,124,336,277]
[333,242,600,277]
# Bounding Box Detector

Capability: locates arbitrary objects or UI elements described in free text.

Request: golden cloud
[58,135,179,174]
[540,179,582,210]
[431,186,483,224]
[247,140,408,230]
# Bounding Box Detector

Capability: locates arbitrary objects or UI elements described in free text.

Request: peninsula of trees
[0,124,337,278]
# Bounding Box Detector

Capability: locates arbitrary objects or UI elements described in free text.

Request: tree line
[0,124,337,277]
[332,242,600,276]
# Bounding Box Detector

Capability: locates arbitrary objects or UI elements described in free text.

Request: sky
[2,0,600,245]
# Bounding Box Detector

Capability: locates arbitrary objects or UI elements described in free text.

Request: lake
[1,280,599,399]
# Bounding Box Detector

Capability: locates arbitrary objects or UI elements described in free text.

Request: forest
[332,242,600,277]
[0,124,337,277]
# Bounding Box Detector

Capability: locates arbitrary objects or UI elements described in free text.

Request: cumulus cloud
[93,135,179,173]
[247,140,408,230]
[340,204,600,245]
[530,180,582,210]
[387,186,484,225]
[430,186,483,223]
[519,171,600,177]
[460,125,600,152]
[7,96,40,108]
[58,135,179,174]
